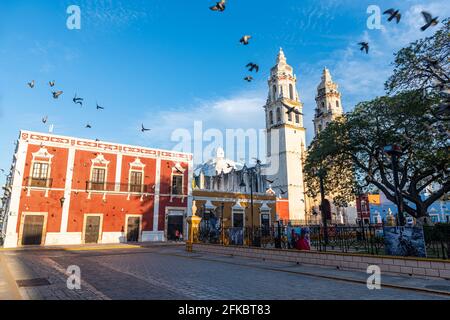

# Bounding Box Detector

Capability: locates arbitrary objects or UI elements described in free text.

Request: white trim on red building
[2,130,193,248]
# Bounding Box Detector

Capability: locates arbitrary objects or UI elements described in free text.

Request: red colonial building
[2,130,193,247]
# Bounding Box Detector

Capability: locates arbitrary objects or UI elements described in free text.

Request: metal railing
[26,177,53,188]
[85,181,150,193]
[192,224,449,259]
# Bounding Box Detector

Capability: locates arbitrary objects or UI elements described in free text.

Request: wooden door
[22,215,45,245]
[84,216,101,244]
[126,217,140,242]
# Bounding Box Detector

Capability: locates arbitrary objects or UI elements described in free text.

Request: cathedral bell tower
[264,48,307,221]
[314,68,344,135]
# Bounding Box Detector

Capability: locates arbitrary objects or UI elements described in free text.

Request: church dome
[194,147,244,176]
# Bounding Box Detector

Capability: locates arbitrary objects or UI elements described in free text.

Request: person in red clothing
[297,232,310,251]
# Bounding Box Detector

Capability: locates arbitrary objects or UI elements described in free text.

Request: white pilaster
[3,139,28,248]
[60,147,75,233]
[115,153,123,192]
[152,157,161,231]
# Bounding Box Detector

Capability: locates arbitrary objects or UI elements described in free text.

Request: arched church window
[269,111,273,125]
[321,102,325,109]
[276,108,281,123]
[295,113,300,124]
[287,111,292,122]
[272,85,276,101]
[289,84,294,100]
[336,101,340,109]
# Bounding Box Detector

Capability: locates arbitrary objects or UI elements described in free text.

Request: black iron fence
[192,223,450,259]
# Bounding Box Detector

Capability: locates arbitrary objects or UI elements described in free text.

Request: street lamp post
[221,202,225,245]
[384,144,405,226]
[240,167,257,246]
[315,167,329,245]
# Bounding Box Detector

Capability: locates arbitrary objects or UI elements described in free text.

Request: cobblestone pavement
[1,245,449,300]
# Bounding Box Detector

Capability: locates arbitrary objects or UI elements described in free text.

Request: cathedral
[263,48,355,224]
[193,48,356,225]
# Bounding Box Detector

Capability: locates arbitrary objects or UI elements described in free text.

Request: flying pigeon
[49,81,55,87]
[42,116,48,124]
[96,103,104,110]
[73,94,83,106]
[246,63,259,72]
[244,76,253,82]
[383,9,401,23]
[265,178,277,184]
[240,35,252,45]
[421,11,438,31]
[27,80,35,88]
[210,0,226,11]
[358,42,369,54]
[85,124,92,129]
[141,124,151,132]
[52,91,63,99]
[277,187,287,195]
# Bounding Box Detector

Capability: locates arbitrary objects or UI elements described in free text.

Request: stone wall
[192,243,450,280]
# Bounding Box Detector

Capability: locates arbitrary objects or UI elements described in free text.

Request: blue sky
[0,0,448,183]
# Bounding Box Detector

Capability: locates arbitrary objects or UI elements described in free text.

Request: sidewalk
[0,254,22,300]
[0,241,185,252]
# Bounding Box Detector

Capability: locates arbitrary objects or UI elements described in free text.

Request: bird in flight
[277,187,287,195]
[246,63,259,73]
[95,138,100,142]
[27,80,35,88]
[210,0,226,12]
[283,103,302,115]
[85,124,92,129]
[49,81,55,87]
[421,11,438,31]
[240,35,252,45]
[96,103,104,110]
[244,76,253,82]
[52,91,63,99]
[358,42,369,54]
[73,94,83,106]
[141,124,151,132]
[265,178,277,184]
[42,116,48,124]
[383,9,401,23]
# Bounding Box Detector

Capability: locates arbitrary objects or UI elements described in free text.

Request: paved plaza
[0,243,449,300]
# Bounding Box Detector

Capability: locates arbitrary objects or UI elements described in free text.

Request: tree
[386,18,449,119]
[304,118,356,208]
[305,19,450,223]
[305,91,449,222]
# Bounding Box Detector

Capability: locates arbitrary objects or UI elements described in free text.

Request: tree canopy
[305,20,449,222]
